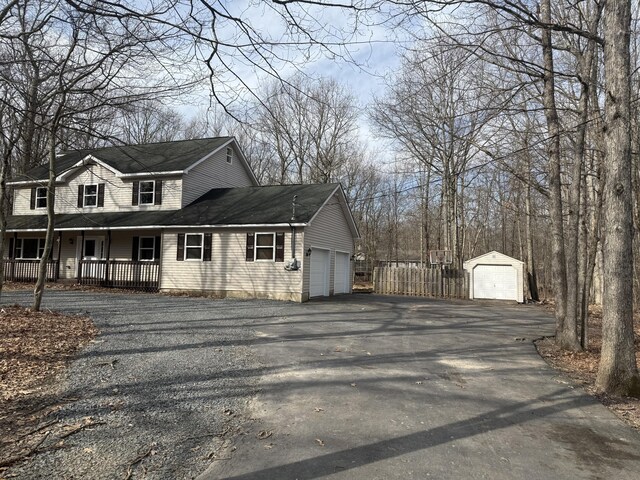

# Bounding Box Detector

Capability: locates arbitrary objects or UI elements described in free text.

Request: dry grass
[535,306,640,430]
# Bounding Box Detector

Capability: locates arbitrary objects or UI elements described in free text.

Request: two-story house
[4,137,358,301]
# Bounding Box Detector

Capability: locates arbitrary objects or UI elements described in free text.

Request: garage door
[310,248,330,297]
[334,252,350,294]
[473,264,518,301]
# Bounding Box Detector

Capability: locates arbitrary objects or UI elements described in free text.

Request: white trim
[254,232,276,261]
[120,170,183,178]
[57,155,123,181]
[184,233,204,261]
[7,223,307,233]
[463,250,524,268]
[7,180,41,186]
[83,183,99,208]
[138,180,156,205]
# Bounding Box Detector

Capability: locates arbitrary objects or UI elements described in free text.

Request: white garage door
[473,264,518,301]
[334,252,350,294]
[310,248,330,297]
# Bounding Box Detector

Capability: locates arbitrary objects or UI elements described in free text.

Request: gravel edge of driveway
[1,290,282,480]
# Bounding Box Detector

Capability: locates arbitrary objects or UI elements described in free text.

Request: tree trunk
[0,152,10,301]
[541,0,575,349]
[32,134,57,312]
[525,178,539,302]
[595,0,640,396]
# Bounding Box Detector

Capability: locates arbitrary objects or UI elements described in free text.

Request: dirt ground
[535,306,640,431]
[0,304,97,472]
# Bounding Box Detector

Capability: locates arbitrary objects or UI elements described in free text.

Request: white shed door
[334,252,350,294]
[473,265,517,301]
[310,248,330,297]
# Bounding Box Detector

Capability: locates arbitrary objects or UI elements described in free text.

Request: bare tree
[257,75,361,184]
[371,41,502,267]
[595,0,640,396]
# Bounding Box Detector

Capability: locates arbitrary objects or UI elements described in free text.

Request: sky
[175,0,409,157]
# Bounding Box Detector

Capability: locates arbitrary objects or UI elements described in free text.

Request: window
[139,237,156,261]
[15,238,46,259]
[139,181,155,205]
[185,233,203,260]
[255,233,275,261]
[78,184,104,208]
[35,187,47,208]
[83,237,104,259]
[177,233,211,261]
[246,232,285,262]
[226,146,233,164]
[132,180,162,206]
[84,184,98,207]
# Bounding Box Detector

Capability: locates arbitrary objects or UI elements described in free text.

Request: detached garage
[463,251,524,303]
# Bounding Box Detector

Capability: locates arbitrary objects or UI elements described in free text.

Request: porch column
[11,232,17,281]
[77,230,85,283]
[56,231,62,280]
[104,230,112,286]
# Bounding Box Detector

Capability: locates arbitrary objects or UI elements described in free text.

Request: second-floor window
[132,180,162,206]
[139,181,155,205]
[30,187,47,209]
[84,184,98,206]
[226,146,233,164]
[77,183,105,208]
[35,187,47,209]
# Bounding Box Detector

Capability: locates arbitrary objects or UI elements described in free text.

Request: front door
[79,236,106,280]
[83,237,105,260]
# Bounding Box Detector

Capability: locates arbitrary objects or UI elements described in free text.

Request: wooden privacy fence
[373,266,469,299]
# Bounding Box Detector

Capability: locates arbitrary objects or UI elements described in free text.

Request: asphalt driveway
[4,290,640,479]
[197,294,640,480]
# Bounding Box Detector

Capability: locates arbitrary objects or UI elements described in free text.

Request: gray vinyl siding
[302,193,354,296]
[181,143,256,207]
[160,228,303,300]
[12,163,182,215]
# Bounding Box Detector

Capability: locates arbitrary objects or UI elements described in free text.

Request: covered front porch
[3,229,162,292]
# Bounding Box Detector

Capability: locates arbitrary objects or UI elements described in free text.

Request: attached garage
[334,251,351,294]
[463,251,524,303]
[309,248,330,297]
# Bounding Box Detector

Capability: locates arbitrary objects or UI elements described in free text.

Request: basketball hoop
[429,250,453,266]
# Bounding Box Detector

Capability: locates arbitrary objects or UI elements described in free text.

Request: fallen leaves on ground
[0,305,97,403]
[535,306,640,430]
[0,305,97,470]
[256,430,272,440]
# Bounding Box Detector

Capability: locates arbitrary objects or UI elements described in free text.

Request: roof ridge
[61,136,233,155]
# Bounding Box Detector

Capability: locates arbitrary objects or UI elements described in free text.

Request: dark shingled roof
[11,137,233,182]
[7,184,341,231]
